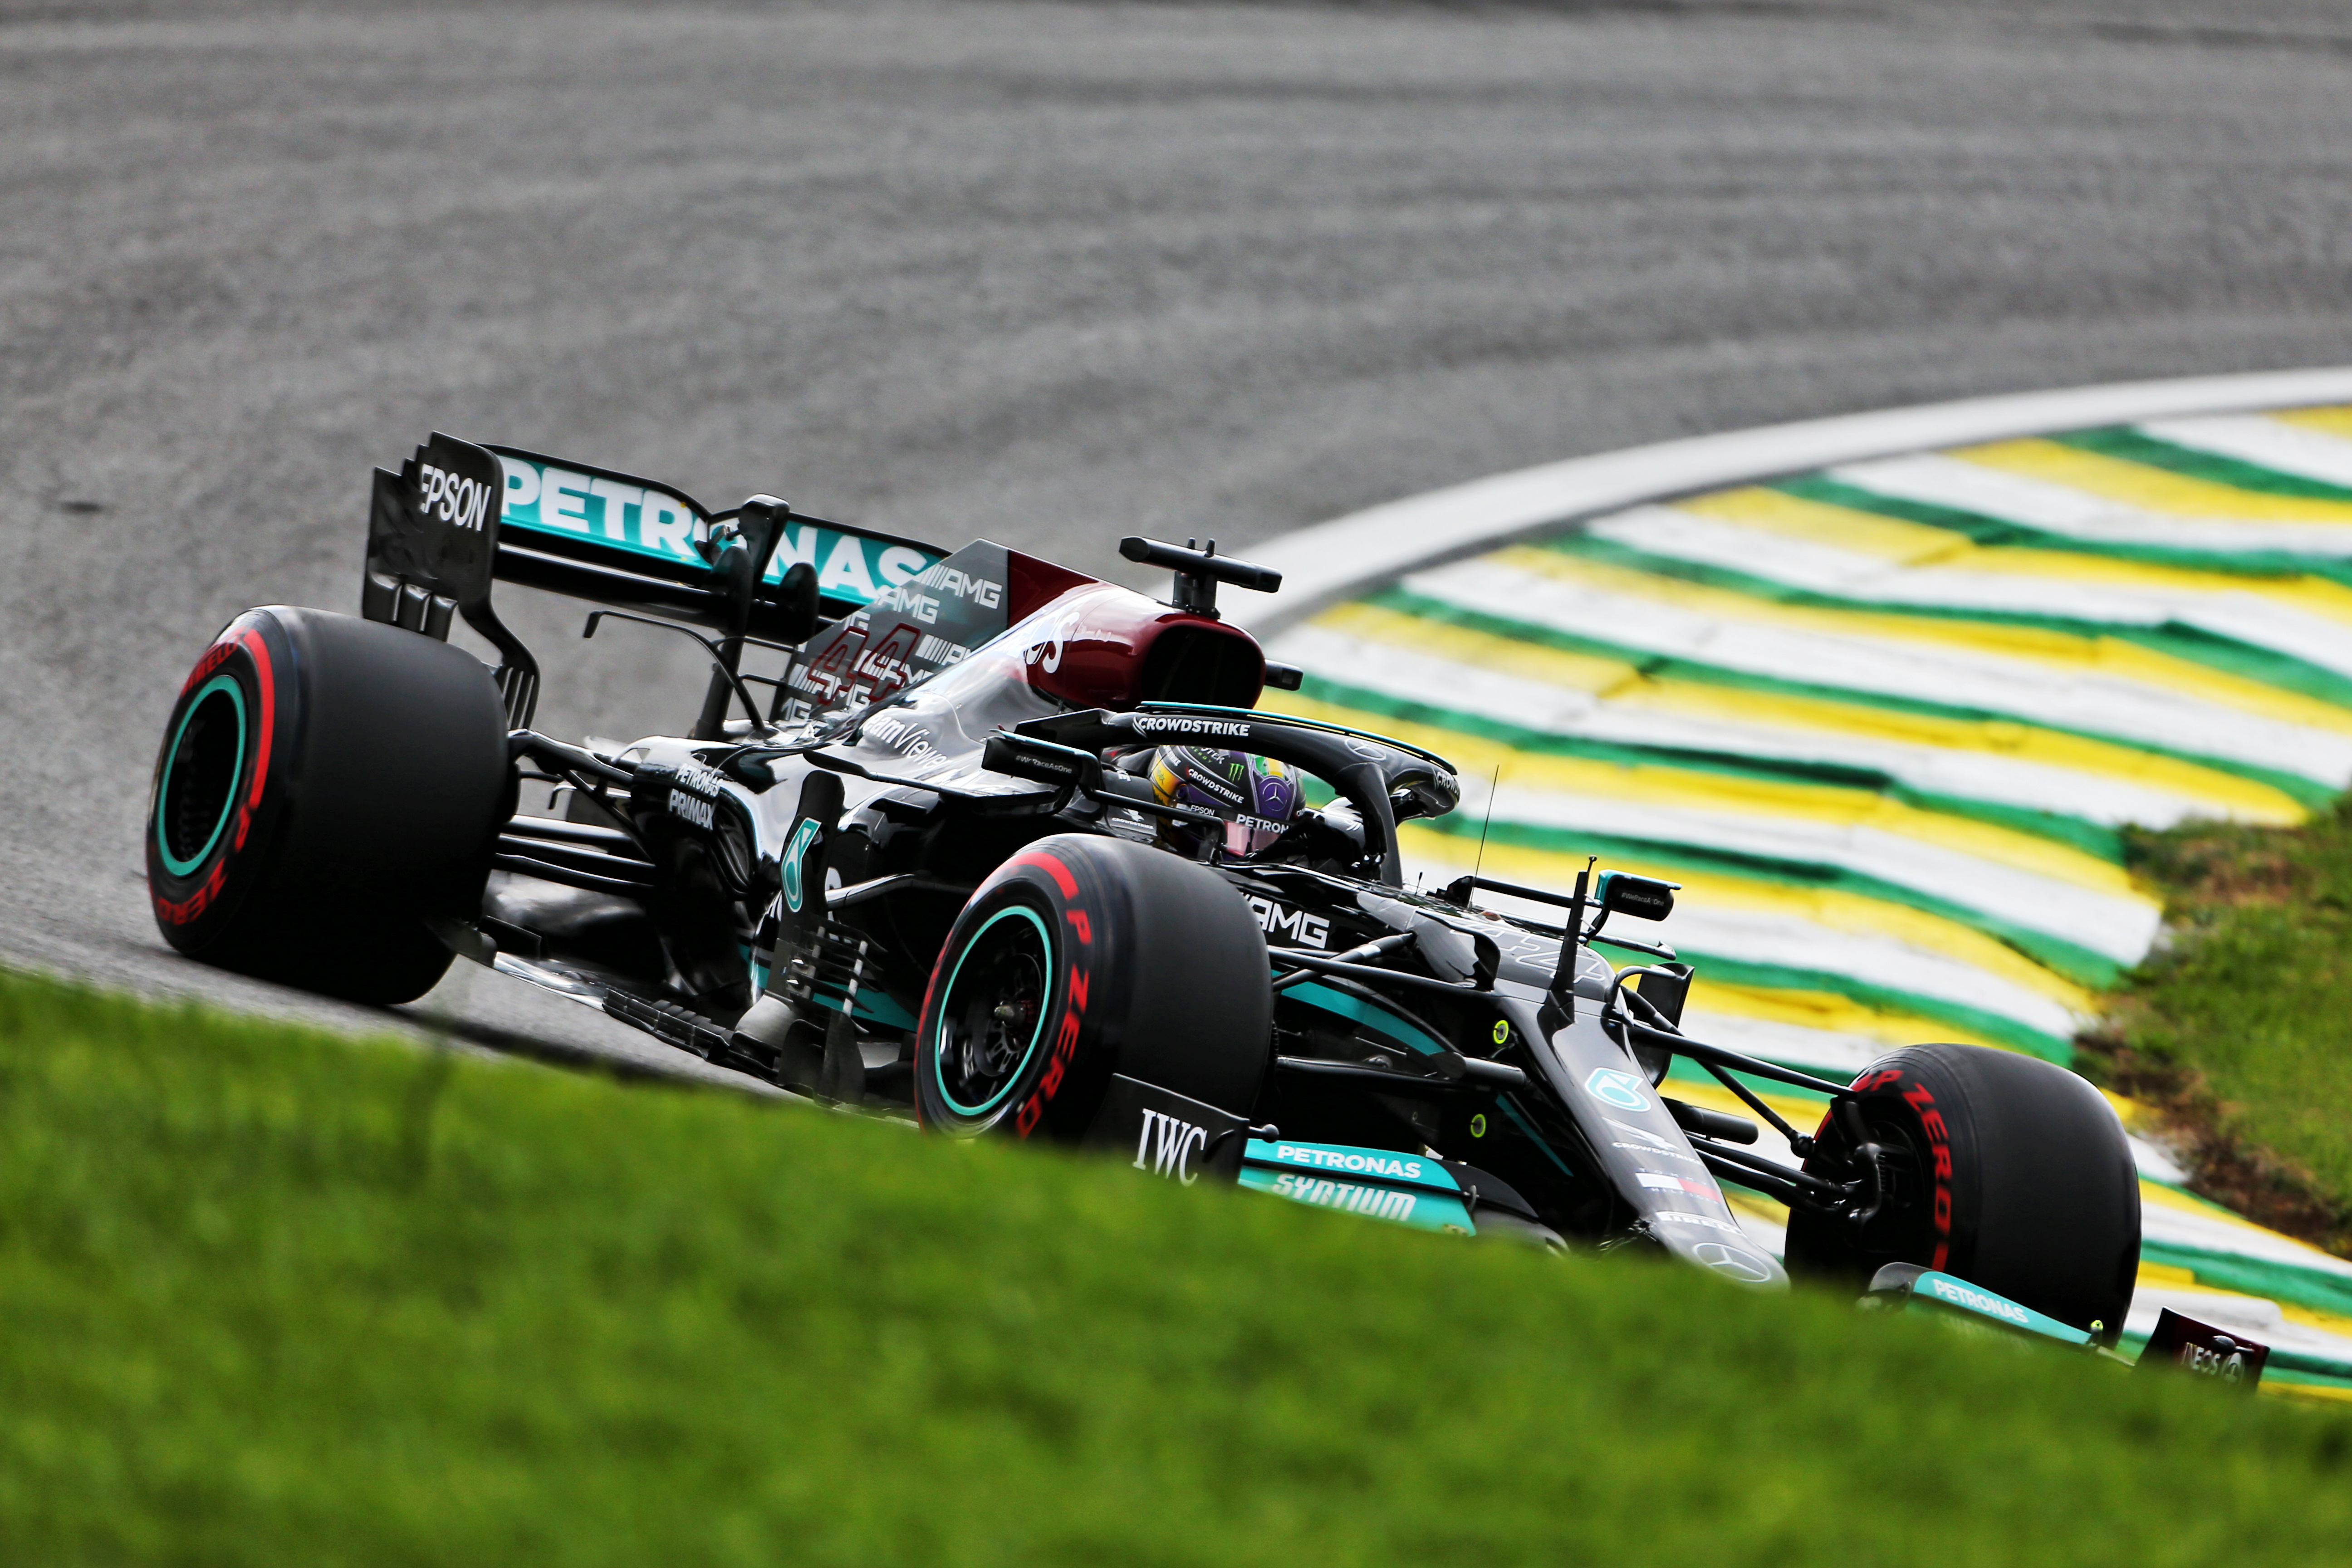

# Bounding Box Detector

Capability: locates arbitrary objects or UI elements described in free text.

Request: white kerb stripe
[2141,1197,2352,1282]
[1407,557,2352,786]
[1828,452,2352,555]
[1404,837,2085,1040]
[1480,785,2159,964]
[2137,415,2352,492]
[1273,622,2224,828]
[1588,506,2352,683]
[1669,1010,1895,1078]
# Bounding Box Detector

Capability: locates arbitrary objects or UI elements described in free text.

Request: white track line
[1232,367,2352,633]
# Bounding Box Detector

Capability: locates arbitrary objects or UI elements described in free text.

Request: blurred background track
[8,0,2352,1071]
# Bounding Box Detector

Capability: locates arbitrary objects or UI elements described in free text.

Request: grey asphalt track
[6,0,2352,1084]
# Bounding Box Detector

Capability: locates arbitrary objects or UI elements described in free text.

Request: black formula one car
[147,434,2143,1334]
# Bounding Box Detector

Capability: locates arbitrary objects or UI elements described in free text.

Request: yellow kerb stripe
[1501,546,2352,742]
[2272,406,2352,442]
[1395,824,2096,1014]
[1313,601,2306,826]
[1680,486,1977,566]
[2269,1383,2352,1405]
[1277,692,2144,900]
[1954,437,2352,523]
[2136,1204,2352,1343]
[2141,1181,2271,1224]
[1661,1073,1825,1136]
[1314,601,1636,697]
[1682,487,2352,636]
[1725,1192,1791,1228]
[1680,981,2010,1054]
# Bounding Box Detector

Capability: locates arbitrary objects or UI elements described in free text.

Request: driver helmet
[1148,745,1303,858]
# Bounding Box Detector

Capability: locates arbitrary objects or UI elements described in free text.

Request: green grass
[2097,800,2352,1249]
[4,968,2351,1566]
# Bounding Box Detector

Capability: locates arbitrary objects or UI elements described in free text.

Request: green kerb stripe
[1665,1060,1831,1106]
[1413,811,2118,991]
[2053,426,2352,504]
[1665,952,2071,1063]
[2139,1238,2352,1324]
[1772,473,2054,548]
[1776,472,2352,582]
[1370,588,2337,811]
[1298,671,2125,862]
[1543,531,2352,715]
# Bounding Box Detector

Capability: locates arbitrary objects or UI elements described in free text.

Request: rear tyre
[914,833,1271,1140]
[1784,1044,2140,1345]
[147,607,512,1004]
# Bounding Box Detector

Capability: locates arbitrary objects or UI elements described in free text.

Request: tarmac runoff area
[1231,369,2352,1399]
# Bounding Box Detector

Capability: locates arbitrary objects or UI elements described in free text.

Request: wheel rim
[1850,1103,1934,1262]
[155,674,247,878]
[1797,1098,1934,1274]
[931,905,1054,1119]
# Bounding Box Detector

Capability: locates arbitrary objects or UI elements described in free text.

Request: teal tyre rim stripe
[931,904,1055,1118]
[154,673,248,878]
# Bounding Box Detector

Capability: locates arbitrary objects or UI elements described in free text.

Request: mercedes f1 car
[147,433,2142,1332]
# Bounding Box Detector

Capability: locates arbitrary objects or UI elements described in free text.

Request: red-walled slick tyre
[1784,1043,2141,1345]
[147,607,512,1004]
[914,834,1271,1140]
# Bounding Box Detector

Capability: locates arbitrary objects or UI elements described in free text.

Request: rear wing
[487,445,944,628]
[361,433,946,727]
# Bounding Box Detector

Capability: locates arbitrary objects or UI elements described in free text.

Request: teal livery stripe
[1240,1163,1475,1234]
[494,451,945,607]
[1280,979,1447,1057]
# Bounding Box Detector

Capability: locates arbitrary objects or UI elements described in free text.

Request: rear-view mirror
[1597,871,1678,922]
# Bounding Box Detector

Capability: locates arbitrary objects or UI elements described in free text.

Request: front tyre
[914,834,1271,1140]
[147,607,511,1004]
[1784,1043,2141,1344]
